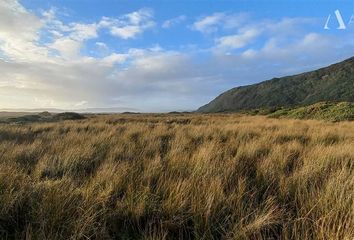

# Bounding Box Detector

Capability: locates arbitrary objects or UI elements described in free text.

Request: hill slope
[198,57,354,112]
[266,102,354,121]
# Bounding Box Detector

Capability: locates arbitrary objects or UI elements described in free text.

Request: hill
[246,102,354,121]
[268,102,354,121]
[198,57,354,112]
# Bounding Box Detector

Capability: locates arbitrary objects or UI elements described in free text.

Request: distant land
[0,107,138,114]
[198,57,354,112]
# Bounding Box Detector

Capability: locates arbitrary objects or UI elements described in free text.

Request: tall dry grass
[0,114,353,239]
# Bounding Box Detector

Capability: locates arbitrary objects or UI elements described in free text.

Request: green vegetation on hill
[198,57,354,112]
[246,102,354,121]
[268,102,354,121]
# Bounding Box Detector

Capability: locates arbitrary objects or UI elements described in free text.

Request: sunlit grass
[0,114,353,239]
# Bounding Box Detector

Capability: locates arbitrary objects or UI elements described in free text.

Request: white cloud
[50,38,81,59]
[301,32,322,45]
[69,23,98,40]
[101,53,128,66]
[242,49,257,58]
[162,15,186,28]
[99,8,155,39]
[110,25,141,39]
[74,100,88,107]
[0,0,49,62]
[96,42,107,48]
[40,8,154,60]
[193,13,225,33]
[213,17,318,52]
[46,22,98,59]
[0,1,208,111]
[192,12,248,33]
[216,28,260,49]
[126,9,151,25]
[0,0,42,41]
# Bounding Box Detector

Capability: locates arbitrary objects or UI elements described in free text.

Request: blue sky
[1,0,354,111]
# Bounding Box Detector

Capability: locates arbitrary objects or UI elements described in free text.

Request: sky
[2,0,354,112]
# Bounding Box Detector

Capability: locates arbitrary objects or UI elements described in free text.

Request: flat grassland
[0,114,353,239]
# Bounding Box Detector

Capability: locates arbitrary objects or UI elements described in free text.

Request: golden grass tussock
[0,114,353,239]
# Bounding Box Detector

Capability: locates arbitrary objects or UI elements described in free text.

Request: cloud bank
[1,1,354,111]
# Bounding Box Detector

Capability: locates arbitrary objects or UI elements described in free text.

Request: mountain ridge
[198,57,354,112]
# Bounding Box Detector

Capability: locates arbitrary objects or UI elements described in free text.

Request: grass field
[0,114,353,239]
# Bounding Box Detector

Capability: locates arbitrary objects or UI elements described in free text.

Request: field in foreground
[0,114,353,239]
